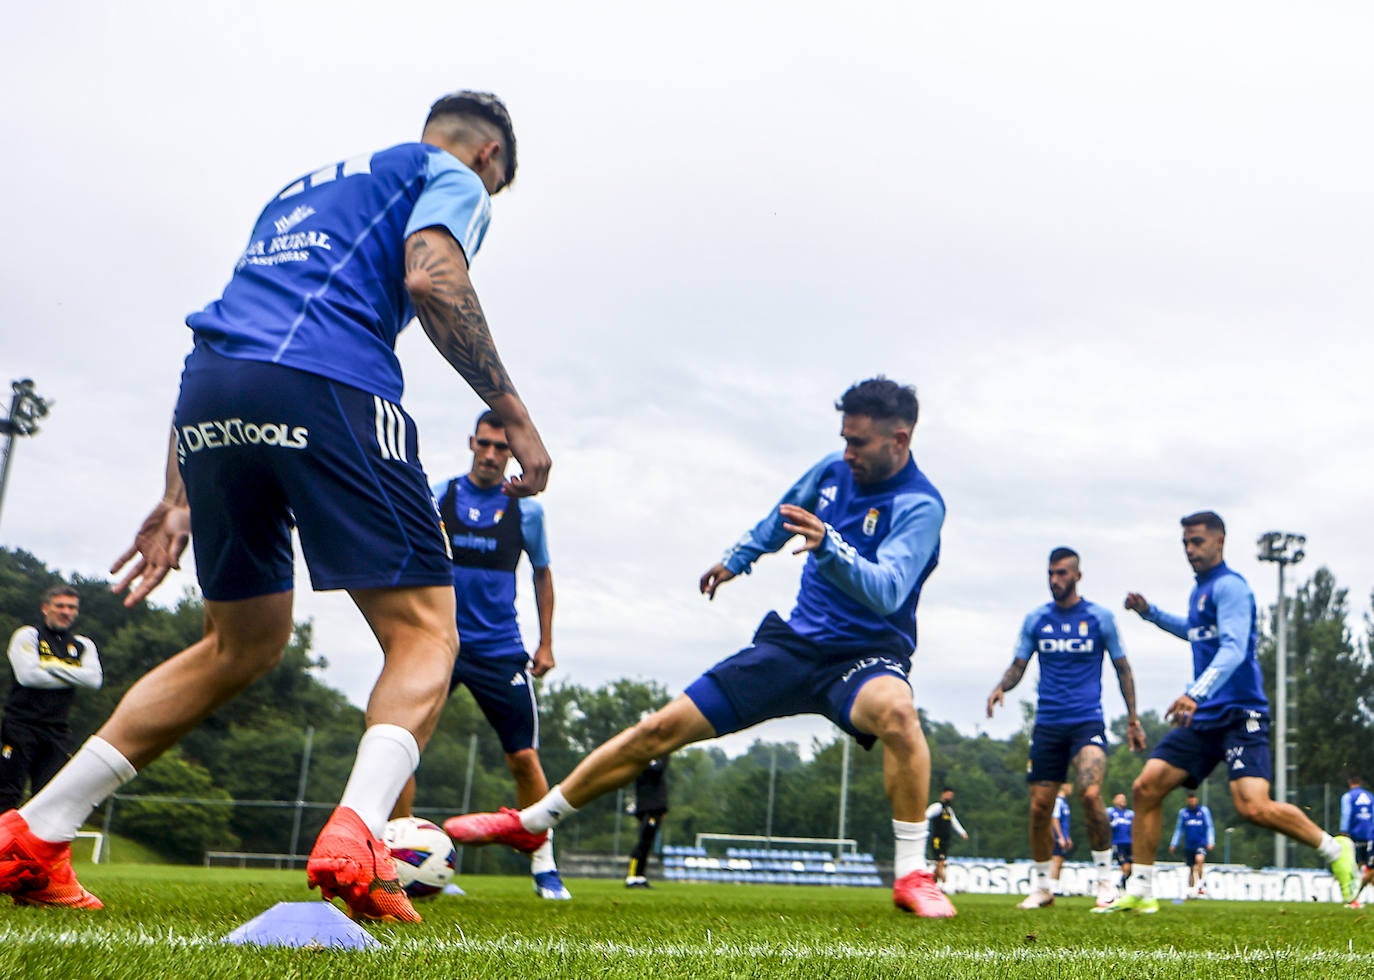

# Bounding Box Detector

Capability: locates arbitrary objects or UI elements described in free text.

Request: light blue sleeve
[404,154,492,262]
[1170,810,1184,849]
[1143,604,1189,639]
[1013,610,1038,663]
[1186,577,1256,703]
[1203,807,1216,846]
[1341,792,1353,835]
[521,500,550,569]
[811,491,944,615]
[721,455,833,575]
[1096,606,1127,661]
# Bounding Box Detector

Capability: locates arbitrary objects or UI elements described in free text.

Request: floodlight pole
[1257,531,1305,868]
[0,379,51,533]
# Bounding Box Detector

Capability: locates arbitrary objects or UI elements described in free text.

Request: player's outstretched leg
[1331,836,1358,903]
[444,807,549,854]
[0,810,102,909]
[893,868,957,918]
[307,806,420,923]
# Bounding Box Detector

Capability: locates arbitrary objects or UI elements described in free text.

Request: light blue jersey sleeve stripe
[404,153,491,261]
[1143,604,1189,639]
[521,500,550,569]
[1013,610,1039,663]
[812,491,943,616]
[1094,605,1127,661]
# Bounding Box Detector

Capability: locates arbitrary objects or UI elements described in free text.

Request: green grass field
[1,867,1372,979]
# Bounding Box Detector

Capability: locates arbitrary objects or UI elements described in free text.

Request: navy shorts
[1356,842,1373,870]
[1113,843,1133,865]
[1150,710,1272,787]
[175,345,452,601]
[1026,721,1107,784]
[451,652,538,754]
[1189,846,1209,863]
[684,612,912,750]
[1053,838,1072,858]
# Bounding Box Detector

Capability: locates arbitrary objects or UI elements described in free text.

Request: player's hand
[530,642,555,678]
[111,500,191,607]
[1166,694,1198,727]
[500,418,551,497]
[1124,592,1150,615]
[779,504,826,555]
[700,563,736,600]
[986,687,1005,718]
[1127,717,1147,752]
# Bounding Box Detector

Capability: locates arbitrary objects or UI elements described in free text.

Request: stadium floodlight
[0,379,52,533]
[1257,530,1305,868]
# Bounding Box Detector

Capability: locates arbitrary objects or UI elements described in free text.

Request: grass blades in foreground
[0,866,1371,979]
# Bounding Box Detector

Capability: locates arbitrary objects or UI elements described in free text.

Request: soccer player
[986,547,1146,909]
[0,91,550,920]
[0,588,103,811]
[1107,792,1134,888]
[1168,791,1214,898]
[1049,783,1073,893]
[1095,511,1357,915]
[446,377,960,918]
[926,786,969,886]
[1339,774,1374,907]
[625,755,670,888]
[392,409,568,900]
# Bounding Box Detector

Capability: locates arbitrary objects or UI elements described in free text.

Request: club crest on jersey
[1197,593,1208,612]
[1078,620,1089,636]
[862,508,880,536]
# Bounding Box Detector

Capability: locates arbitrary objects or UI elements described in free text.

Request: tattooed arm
[1112,657,1147,750]
[986,658,1029,718]
[404,227,550,495]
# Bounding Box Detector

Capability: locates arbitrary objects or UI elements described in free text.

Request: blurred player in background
[926,786,968,888]
[1168,791,1214,898]
[1339,774,1374,907]
[1097,511,1356,915]
[392,409,567,900]
[0,91,549,921]
[625,755,670,888]
[1107,792,1134,889]
[987,547,1145,910]
[446,377,961,918]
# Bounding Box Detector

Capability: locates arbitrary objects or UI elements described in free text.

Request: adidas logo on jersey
[510,673,527,687]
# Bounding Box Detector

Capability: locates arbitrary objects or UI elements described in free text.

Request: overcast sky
[3,2,1372,761]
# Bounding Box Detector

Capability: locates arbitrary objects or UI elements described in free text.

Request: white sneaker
[1095,878,1118,908]
[1016,888,1055,909]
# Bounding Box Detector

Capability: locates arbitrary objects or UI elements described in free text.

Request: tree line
[1,548,1371,870]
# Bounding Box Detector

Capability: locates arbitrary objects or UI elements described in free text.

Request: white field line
[0,925,1370,966]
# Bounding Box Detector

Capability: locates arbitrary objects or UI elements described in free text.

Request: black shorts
[1026,721,1106,784]
[1113,843,1133,865]
[930,835,949,860]
[451,652,538,754]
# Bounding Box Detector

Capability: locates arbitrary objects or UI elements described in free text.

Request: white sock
[530,830,557,874]
[1127,865,1155,898]
[1032,860,1052,893]
[337,724,420,838]
[20,737,136,843]
[1317,833,1342,863]
[1092,848,1114,880]
[892,819,928,878]
[521,786,576,833]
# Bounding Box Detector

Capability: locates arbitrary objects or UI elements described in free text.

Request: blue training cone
[223,901,381,950]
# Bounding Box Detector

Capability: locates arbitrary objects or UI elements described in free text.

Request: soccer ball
[383,817,457,900]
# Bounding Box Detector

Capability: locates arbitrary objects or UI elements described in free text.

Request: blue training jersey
[1141,562,1265,728]
[1171,805,1215,850]
[1013,598,1126,726]
[187,143,492,403]
[433,476,548,658]
[1342,788,1374,841]
[1108,806,1134,845]
[721,453,944,651]
[1054,796,1071,839]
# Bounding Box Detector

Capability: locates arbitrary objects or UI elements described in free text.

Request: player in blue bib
[987,547,1145,909]
[1340,775,1374,906]
[392,410,567,900]
[446,377,959,919]
[0,92,551,922]
[1169,791,1215,898]
[1107,792,1135,887]
[1097,511,1357,915]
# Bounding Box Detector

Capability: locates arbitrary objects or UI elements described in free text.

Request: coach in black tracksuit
[0,586,103,810]
[625,756,670,888]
